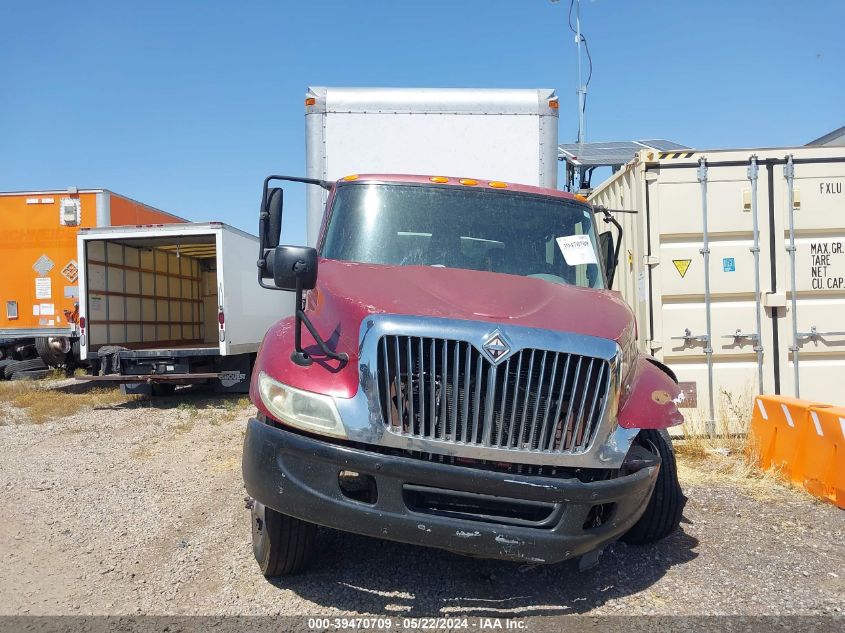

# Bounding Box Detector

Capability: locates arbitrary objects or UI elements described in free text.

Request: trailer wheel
[622,429,686,544]
[35,337,68,367]
[4,358,48,380]
[251,501,317,577]
[0,359,13,379]
[70,339,84,365]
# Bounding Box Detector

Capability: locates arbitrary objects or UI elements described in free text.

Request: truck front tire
[622,429,686,544]
[251,501,317,577]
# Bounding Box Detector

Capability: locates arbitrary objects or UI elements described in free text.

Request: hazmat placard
[32,254,54,276]
[673,259,692,278]
[35,277,52,299]
[556,235,598,266]
[61,259,79,282]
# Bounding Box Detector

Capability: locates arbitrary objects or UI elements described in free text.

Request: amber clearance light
[488,181,508,189]
[429,176,449,183]
[459,178,478,186]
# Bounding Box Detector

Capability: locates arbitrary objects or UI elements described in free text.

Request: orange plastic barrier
[801,406,845,507]
[749,394,844,509]
[749,395,780,470]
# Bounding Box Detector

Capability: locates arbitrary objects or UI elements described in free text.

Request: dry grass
[130,444,154,460]
[674,385,754,458]
[676,451,798,502]
[0,380,132,424]
[0,381,35,401]
[671,385,804,501]
[206,455,240,474]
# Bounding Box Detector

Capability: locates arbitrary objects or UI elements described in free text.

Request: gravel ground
[0,382,842,617]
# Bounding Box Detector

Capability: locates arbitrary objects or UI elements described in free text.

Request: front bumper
[242,418,660,564]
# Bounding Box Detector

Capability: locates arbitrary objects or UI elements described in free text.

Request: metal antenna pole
[551,0,589,187]
[575,0,586,145]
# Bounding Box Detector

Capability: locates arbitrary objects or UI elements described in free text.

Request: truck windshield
[322,183,604,289]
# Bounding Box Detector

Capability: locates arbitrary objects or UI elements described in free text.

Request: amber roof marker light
[488,181,508,189]
[429,176,449,183]
[459,179,478,186]
[342,174,359,181]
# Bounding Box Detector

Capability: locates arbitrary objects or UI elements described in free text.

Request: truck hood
[311,259,633,345]
[255,259,635,400]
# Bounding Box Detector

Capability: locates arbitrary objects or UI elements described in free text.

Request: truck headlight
[257,372,346,438]
[619,337,639,382]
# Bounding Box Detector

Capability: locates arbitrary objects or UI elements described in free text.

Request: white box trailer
[589,146,845,428]
[77,222,292,393]
[304,86,560,245]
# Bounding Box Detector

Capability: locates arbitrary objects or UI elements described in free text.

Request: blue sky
[2,1,843,244]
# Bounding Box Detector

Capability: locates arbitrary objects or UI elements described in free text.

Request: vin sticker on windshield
[556,235,597,266]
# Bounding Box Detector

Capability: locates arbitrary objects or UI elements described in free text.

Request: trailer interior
[84,235,219,355]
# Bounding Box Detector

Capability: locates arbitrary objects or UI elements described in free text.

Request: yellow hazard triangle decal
[673,259,692,278]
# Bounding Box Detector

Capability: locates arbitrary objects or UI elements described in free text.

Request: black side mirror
[258,187,284,280]
[269,245,318,291]
[265,188,283,249]
[598,230,617,287]
[257,175,329,288]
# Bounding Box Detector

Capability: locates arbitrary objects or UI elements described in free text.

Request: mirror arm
[257,248,281,290]
[596,206,624,287]
[291,275,349,367]
[262,175,332,193]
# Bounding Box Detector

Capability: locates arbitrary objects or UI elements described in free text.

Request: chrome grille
[376,335,610,455]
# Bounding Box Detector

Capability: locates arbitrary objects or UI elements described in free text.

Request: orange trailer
[0,189,185,368]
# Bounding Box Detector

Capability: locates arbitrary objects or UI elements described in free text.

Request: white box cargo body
[304,86,560,245]
[589,146,845,423]
[77,223,292,392]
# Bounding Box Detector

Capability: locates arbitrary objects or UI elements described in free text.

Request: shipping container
[304,86,560,245]
[589,146,845,428]
[77,223,291,393]
[0,189,184,367]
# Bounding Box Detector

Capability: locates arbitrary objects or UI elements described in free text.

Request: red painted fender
[617,358,685,429]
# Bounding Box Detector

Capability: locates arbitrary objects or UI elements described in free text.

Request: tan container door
[648,158,775,430]
[776,157,845,402]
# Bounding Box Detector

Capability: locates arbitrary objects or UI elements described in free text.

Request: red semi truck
[242,174,686,575]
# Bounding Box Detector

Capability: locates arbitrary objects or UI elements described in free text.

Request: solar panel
[559,139,689,167]
[639,139,689,151]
